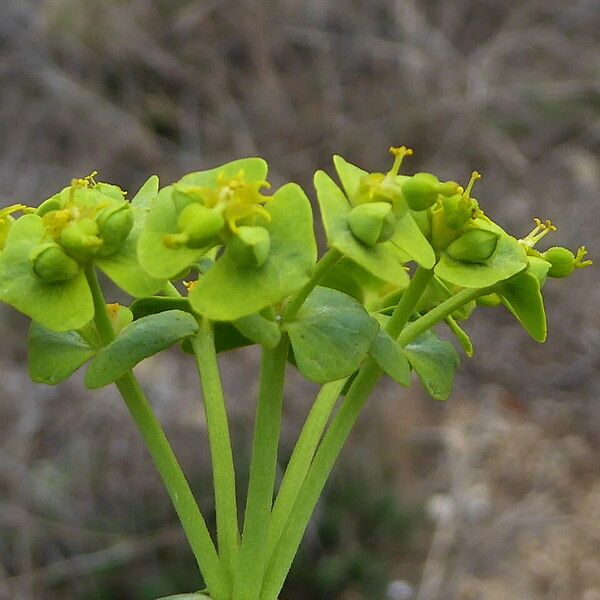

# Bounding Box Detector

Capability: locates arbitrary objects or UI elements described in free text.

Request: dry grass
[0,0,599,598]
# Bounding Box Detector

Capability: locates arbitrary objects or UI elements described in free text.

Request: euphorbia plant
[0,148,591,600]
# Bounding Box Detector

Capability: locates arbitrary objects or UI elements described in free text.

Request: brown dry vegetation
[0,1,599,599]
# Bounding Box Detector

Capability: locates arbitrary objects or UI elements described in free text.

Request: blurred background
[0,0,599,598]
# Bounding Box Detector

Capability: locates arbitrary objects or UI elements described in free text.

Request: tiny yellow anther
[387,146,413,176]
[106,303,120,316]
[519,217,557,248]
[183,280,198,292]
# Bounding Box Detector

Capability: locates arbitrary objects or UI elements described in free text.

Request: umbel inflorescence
[0,148,590,600]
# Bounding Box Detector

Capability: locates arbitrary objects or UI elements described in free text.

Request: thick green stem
[84,266,228,599]
[398,286,490,346]
[261,360,380,600]
[265,378,347,560]
[192,319,240,588]
[233,336,290,600]
[260,267,435,600]
[283,248,342,321]
[386,267,435,338]
[115,374,228,598]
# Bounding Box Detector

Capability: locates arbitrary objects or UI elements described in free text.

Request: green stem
[398,286,490,346]
[192,319,240,589]
[261,360,380,600]
[233,336,290,600]
[84,266,228,599]
[260,267,434,600]
[386,267,435,338]
[283,248,342,321]
[265,378,347,560]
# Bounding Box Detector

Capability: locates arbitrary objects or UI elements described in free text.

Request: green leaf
[333,154,368,201]
[28,321,96,385]
[84,310,199,388]
[435,233,527,289]
[402,331,460,401]
[178,157,267,187]
[320,256,393,307]
[97,206,167,297]
[445,315,474,357]
[189,183,317,321]
[233,313,281,349]
[314,170,409,287]
[130,295,194,319]
[369,329,410,385]
[157,595,210,600]
[214,322,253,353]
[526,255,551,285]
[137,186,212,279]
[131,175,159,209]
[284,286,379,383]
[0,215,94,331]
[391,209,436,269]
[498,272,547,342]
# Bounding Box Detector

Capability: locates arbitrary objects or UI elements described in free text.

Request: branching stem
[84,266,228,600]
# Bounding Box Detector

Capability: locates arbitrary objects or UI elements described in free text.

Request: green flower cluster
[0,150,591,359]
[0,149,590,600]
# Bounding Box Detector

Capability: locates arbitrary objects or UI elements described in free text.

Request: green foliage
[28,321,96,384]
[157,595,210,599]
[368,328,411,385]
[445,315,474,357]
[284,286,378,383]
[402,331,460,401]
[85,310,199,388]
[498,272,547,342]
[233,312,281,349]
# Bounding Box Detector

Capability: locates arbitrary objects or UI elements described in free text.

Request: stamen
[575,246,593,269]
[106,303,120,316]
[183,279,198,292]
[463,171,481,198]
[519,217,557,248]
[86,171,99,186]
[387,146,413,176]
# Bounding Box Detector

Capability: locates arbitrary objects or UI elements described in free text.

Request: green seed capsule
[543,246,575,278]
[176,203,224,249]
[347,202,396,246]
[402,173,459,211]
[96,203,134,257]
[442,194,473,229]
[446,228,500,263]
[60,217,102,263]
[30,242,79,282]
[229,226,271,267]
